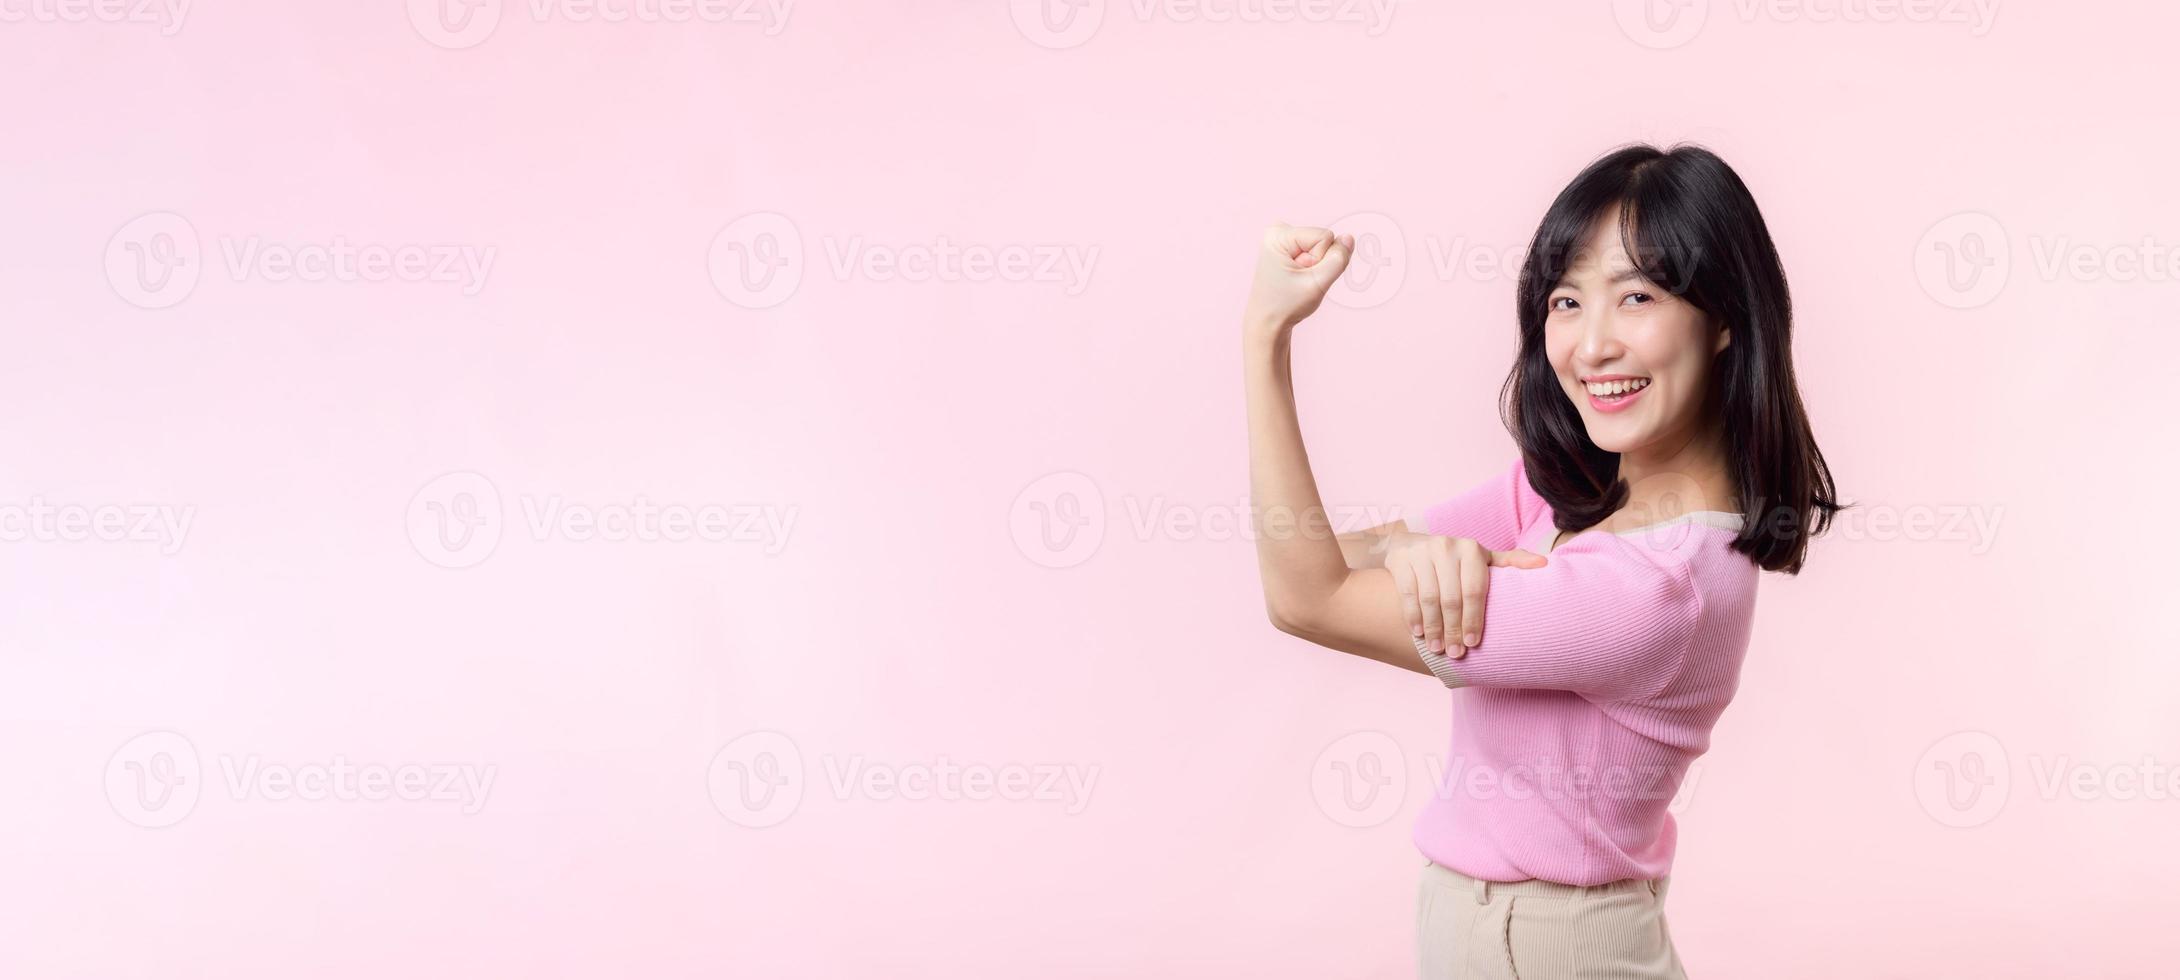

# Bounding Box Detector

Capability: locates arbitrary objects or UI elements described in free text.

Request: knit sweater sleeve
[1412,530,1702,701]
[1417,459,1546,552]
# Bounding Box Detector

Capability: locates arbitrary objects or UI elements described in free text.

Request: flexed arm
[1242,224,1541,674]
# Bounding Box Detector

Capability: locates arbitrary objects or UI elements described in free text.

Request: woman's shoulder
[1625,515,1760,620]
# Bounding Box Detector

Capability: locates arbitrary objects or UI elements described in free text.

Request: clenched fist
[1244,223,1355,333]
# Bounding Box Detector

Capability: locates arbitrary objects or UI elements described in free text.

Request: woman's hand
[1244,224,1355,333]
[1381,531,1548,656]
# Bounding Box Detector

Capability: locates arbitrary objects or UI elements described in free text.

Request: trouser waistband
[1424,860,1669,904]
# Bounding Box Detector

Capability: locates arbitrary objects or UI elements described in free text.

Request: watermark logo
[1010,471,1106,569]
[706,730,1100,826]
[707,730,804,828]
[107,731,496,827]
[1010,0,1103,48]
[1914,730,2011,828]
[1325,210,1405,310]
[405,472,796,568]
[104,211,496,310]
[707,211,804,309]
[106,731,203,829]
[1915,211,2009,309]
[407,0,502,48]
[1917,211,2180,308]
[1613,0,1707,49]
[105,212,202,310]
[1613,475,1712,552]
[1913,729,2180,828]
[1312,731,1408,828]
[407,471,505,569]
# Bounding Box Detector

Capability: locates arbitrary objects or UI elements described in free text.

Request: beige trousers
[1416,861,1688,979]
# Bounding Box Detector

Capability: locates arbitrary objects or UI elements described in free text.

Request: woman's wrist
[1242,311,1297,353]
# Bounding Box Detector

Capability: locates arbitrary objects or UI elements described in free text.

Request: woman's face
[1544,206,1728,456]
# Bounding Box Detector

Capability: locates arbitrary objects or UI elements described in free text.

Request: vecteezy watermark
[105,730,497,828]
[406,0,791,50]
[1426,754,1702,809]
[1304,212,1707,312]
[704,211,1100,310]
[1913,731,2009,828]
[103,212,497,310]
[1007,470,1408,569]
[1832,502,2003,554]
[405,471,796,569]
[705,730,1100,828]
[1009,0,1398,50]
[1309,731,1704,828]
[1913,211,2009,308]
[706,731,802,827]
[1915,210,2180,308]
[1009,471,1105,569]
[0,0,189,36]
[1912,730,2180,829]
[0,498,194,555]
[1613,0,1998,50]
[1744,499,2004,555]
[1311,731,1408,828]
[1325,210,1406,310]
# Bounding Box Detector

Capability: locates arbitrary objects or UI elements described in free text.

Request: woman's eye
[1622,292,1653,307]
[1549,297,1578,312]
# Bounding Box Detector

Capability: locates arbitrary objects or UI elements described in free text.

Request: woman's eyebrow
[1554,267,1644,291]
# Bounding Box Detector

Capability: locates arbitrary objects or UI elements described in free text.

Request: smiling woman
[1511,147,1839,572]
[1240,143,1840,978]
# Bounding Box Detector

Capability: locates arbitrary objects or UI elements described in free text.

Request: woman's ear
[1713,320,1731,355]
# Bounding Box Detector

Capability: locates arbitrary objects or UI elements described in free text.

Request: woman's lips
[1586,381,1649,414]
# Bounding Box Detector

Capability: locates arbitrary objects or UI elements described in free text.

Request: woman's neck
[1612,425,1735,527]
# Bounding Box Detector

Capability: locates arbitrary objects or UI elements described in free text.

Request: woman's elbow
[1263,595,1317,638]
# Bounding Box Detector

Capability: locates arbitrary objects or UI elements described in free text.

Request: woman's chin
[1581,423,1647,455]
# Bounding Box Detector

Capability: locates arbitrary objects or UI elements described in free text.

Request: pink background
[4,1,2177,977]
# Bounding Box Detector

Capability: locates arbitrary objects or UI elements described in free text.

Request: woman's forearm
[1243,325,1356,630]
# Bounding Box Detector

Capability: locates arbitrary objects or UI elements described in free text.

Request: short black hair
[1503,143,1841,574]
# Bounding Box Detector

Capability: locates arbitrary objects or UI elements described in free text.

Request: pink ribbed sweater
[1409,459,1759,886]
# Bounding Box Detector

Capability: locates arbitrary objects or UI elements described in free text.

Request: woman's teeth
[1586,378,1651,398]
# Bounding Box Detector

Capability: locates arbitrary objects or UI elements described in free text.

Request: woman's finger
[1290,228,1334,266]
[1457,539,1489,652]
[1313,233,1354,280]
[1388,556,1424,640]
[1412,549,1447,654]
[1430,537,1463,656]
[1489,548,1548,569]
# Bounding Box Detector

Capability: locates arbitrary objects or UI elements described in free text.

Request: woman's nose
[1577,310,1625,363]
